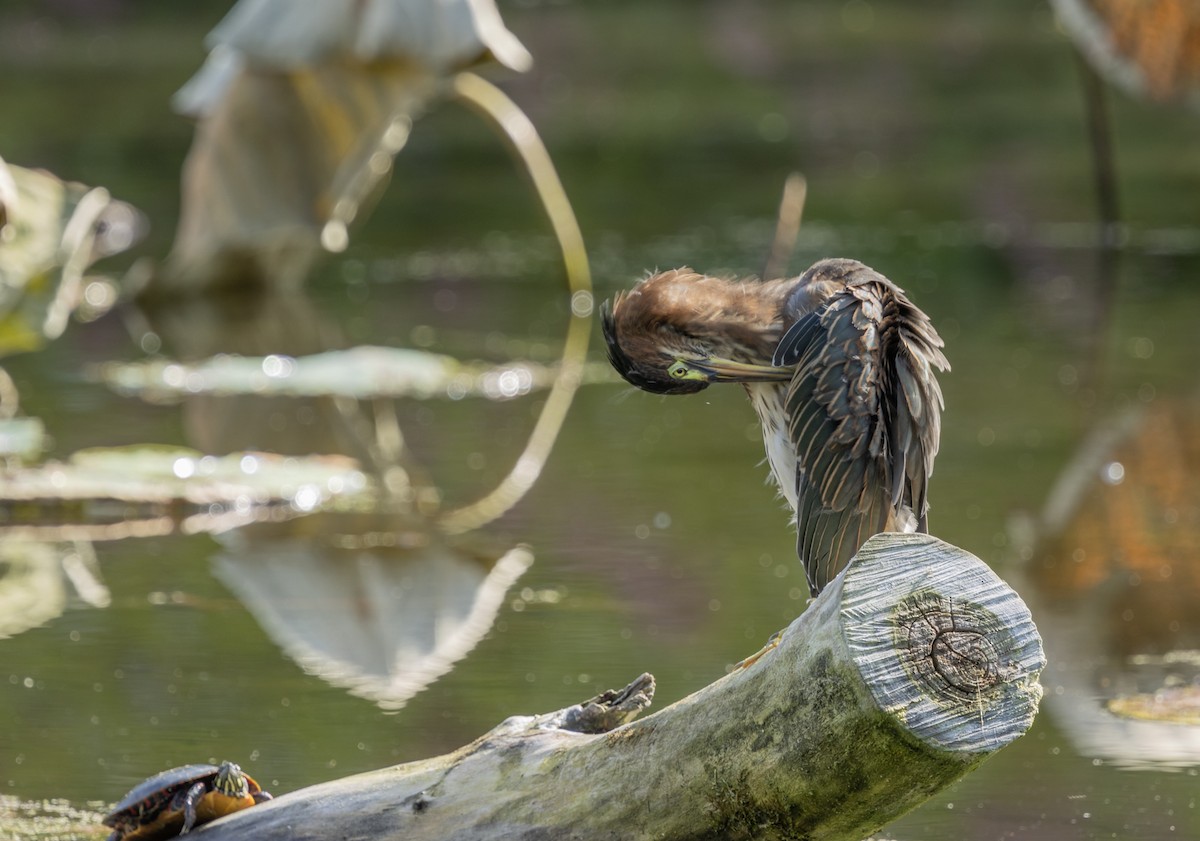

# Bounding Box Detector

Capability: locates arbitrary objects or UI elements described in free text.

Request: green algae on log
[188,532,1046,841]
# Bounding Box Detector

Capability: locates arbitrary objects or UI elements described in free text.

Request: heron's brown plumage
[602,258,949,596]
[601,268,793,394]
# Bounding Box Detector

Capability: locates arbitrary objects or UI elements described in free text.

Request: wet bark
[195,532,1045,841]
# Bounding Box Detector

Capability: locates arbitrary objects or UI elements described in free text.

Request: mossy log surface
[193,532,1044,841]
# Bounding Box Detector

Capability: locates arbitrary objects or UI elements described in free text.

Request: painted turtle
[103,760,272,841]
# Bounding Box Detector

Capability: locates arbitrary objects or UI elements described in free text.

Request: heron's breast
[745,384,798,511]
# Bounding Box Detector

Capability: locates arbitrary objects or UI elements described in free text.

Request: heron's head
[601,268,793,395]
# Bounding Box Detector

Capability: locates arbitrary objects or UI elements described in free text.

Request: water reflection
[1020,396,1200,768]
[0,276,581,718]
[0,539,108,639]
[138,289,380,464]
[122,284,574,709]
[212,511,531,711]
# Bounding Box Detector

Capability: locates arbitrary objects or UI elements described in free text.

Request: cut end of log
[840,532,1046,755]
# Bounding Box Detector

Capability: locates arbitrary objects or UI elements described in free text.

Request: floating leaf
[0,446,373,510]
[1108,685,1200,725]
[95,346,611,403]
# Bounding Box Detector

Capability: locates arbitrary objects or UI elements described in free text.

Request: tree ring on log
[841,532,1046,755]
[895,591,1004,699]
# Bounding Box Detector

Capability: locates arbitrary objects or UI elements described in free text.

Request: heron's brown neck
[652,273,796,363]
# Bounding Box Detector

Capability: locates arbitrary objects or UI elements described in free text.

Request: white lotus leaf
[94,346,589,402]
[0,446,373,508]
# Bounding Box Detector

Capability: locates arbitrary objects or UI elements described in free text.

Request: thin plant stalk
[438,73,593,534]
[762,172,807,281]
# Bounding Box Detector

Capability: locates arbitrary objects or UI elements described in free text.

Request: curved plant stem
[437,73,593,534]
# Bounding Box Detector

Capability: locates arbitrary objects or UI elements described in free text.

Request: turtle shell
[104,761,267,841]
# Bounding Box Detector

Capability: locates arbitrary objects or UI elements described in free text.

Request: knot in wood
[896,592,1004,701]
[930,629,998,693]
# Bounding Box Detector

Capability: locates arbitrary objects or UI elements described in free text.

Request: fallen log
[195,532,1045,841]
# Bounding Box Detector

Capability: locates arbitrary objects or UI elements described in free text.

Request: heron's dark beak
[693,356,793,383]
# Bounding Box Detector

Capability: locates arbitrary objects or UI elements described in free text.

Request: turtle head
[214,761,250,798]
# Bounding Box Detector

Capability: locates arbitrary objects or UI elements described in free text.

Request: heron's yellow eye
[668,361,691,379]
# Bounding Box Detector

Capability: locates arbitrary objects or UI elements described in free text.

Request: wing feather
[777,268,948,595]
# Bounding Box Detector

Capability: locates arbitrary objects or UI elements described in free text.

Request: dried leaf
[0,159,143,354]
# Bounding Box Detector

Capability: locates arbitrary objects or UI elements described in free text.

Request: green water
[3,2,1200,838]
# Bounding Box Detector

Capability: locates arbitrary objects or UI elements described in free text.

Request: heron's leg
[736,630,784,669]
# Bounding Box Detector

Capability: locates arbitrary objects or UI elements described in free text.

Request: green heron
[601,257,949,596]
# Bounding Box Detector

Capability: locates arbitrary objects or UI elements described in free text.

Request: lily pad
[0,446,373,510]
[1108,685,1200,725]
[95,347,609,403]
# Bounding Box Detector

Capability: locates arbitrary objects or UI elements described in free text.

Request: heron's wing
[774,281,947,595]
